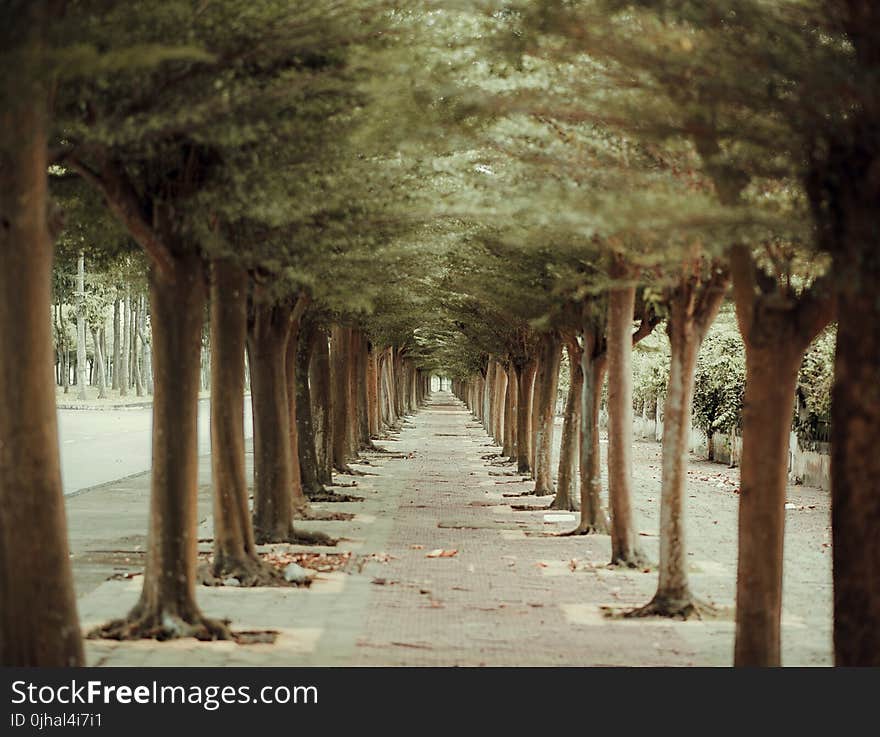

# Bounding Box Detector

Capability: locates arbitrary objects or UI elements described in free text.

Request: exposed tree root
[608,551,652,569]
[549,494,579,511]
[362,441,388,453]
[329,479,359,488]
[558,523,608,537]
[88,607,231,642]
[502,490,537,498]
[334,464,367,476]
[197,556,289,587]
[306,488,364,503]
[295,508,355,522]
[287,528,338,546]
[620,594,719,621]
[510,503,552,511]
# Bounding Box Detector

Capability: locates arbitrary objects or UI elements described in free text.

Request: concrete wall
[633,419,830,491]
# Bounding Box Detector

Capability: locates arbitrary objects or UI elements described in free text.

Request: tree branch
[64,154,176,279]
[796,273,836,347]
[728,243,757,337]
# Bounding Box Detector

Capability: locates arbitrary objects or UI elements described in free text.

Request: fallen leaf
[426,548,458,558]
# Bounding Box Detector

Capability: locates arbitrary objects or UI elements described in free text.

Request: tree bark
[285,295,310,516]
[118,286,130,396]
[91,328,107,399]
[95,250,227,640]
[75,251,87,399]
[606,275,647,567]
[533,334,562,496]
[551,335,581,511]
[136,295,153,394]
[515,360,536,474]
[492,360,507,446]
[628,268,727,618]
[311,325,334,485]
[112,293,121,390]
[502,363,517,460]
[297,315,323,496]
[248,299,295,543]
[132,294,144,397]
[331,325,355,472]
[728,245,832,665]
[0,10,84,661]
[572,332,609,534]
[831,272,880,665]
[366,341,380,439]
[207,260,278,585]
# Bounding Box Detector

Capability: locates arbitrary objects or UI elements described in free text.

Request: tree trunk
[654,392,663,442]
[60,305,69,394]
[353,330,370,449]
[207,260,277,585]
[492,361,507,446]
[75,251,87,399]
[137,295,153,394]
[802,81,880,662]
[311,325,334,486]
[734,344,802,664]
[502,363,517,460]
[0,12,84,661]
[831,275,880,665]
[331,325,355,472]
[96,250,227,640]
[92,328,107,399]
[571,331,609,535]
[533,334,562,496]
[248,300,294,543]
[297,316,323,495]
[728,245,832,665]
[118,286,129,396]
[606,277,647,567]
[112,293,121,390]
[551,335,582,511]
[285,296,310,516]
[345,330,359,453]
[629,271,726,618]
[516,360,536,473]
[132,295,144,397]
[366,341,380,439]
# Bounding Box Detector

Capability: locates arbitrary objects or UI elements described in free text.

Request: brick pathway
[70,391,832,666]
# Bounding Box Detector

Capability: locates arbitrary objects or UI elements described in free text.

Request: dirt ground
[66,391,832,666]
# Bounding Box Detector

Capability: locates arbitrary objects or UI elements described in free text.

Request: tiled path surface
[69,392,833,666]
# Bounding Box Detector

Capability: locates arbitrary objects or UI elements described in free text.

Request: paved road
[57,397,253,496]
[71,391,831,665]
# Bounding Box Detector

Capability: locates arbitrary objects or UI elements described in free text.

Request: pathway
[69,391,832,666]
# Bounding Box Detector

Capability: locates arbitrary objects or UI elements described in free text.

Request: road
[57,397,253,495]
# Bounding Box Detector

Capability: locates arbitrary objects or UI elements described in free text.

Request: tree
[0,0,83,666]
[53,0,378,639]
[693,321,745,461]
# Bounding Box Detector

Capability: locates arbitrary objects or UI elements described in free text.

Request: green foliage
[633,328,669,410]
[795,327,835,447]
[693,319,745,440]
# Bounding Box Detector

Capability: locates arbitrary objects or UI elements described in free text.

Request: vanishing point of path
[69,391,832,666]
